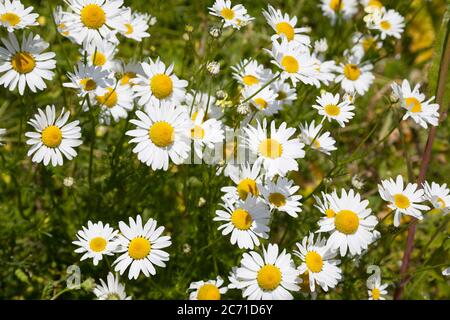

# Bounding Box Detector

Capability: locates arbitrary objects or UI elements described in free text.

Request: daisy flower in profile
[25,105,82,166]
[243,85,280,116]
[369,8,405,40]
[234,243,300,300]
[53,5,72,39]
[0,32,56,95]
[92,80,134,124]
[81,38,117,70]
[185,91,223,120]
[259,177,303,218]
[63,62,113,97]
[361,0,384,11]
[312,57,337,86]
[214,196,270,250]
[317,189,379,256]
[294,233,342,292]
[62,0,127,45]
[336,53,374,95]
[313,92,355,127]
[126,104,192,171]
[94,272,131,300]
[378,175,430,227]
[113,60,144,87]
[266,38,319,87]
[73,221,118,266]
[422,181,450,214]
[119,9,150,41]
[133,57,188,107]
[270,79,297,108]
[262,5,310,47]
[299,121,337,155]
[188,276,228,300]
[243,119,305,178]
[320,0,358,22]
[231,59,272,88]
[391,79,439,129]
[367,274,388,300]
[0,128,5,145]
[190,108,224,159]
[314,191,337,219]
[113,215,172,280]
[208,0,253,30]
[352,32,382,57]
[221,162,262,203]
[0,0,38,32]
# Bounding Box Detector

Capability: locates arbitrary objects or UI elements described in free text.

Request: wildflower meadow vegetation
[0,0,449,300]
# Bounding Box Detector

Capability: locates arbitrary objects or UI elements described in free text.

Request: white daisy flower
[208,0,253,30]
[0,0,38,32]
[367,275,388,300]
[320,0,358,22]
[313,92,355,127]
[188,276,228,300]
[368,8,405,40]
[94,272,131,300]
[126,103,192,171]
[243,120,305,178]
[262,5,311,47]
[270,78,297,107]
[113,215,171,280]
[62,0,127,45]
[378,175,430,227]
[190,108,224,159]
[422,181,450,214]
[81,38,117,70]
[361,0,384,11]
[25,105,82,166]
[53,5,76,41]
[313,191,337,219]
[0,128,5,145]
[214,196,270,250]
[299,120,337,155]
[63,62,114,97]
[234,243,300,300]
[231,59,272,88]
[336,53,374,95]
[133,57,188,107]
[294,233,342,292]
[119,9,151,42]
[259,177,303,218]
[391,79,439,129]
[73,221,118,266]
[185,91,223,120]
[113,60,145,87]
[243,84,280,116]
[317,189,379,256]
[313,38,328,54]
[312,57,337,86]
[0,32,56,95]
[221,162,263,203]
[266,38,320,87]
[352,32,382,57]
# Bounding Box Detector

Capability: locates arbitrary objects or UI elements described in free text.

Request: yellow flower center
[268,192,286,207]
[41,125,63,148]
[275,22,295,41]
[128,237,151,260]
[371,288,381,300]
[91,51,107,67]
[11,52,35,74]
[325,208,336,218]
[231,208,253,230]
[368,0,383,8]
[1,12,21,26]
[197,284,221,300]
[80,78,97,91]
[89,237,107,252]
[334,210,360,235]
[276,91,287,100]
[344,64,361,81]
[394,194,410,209]
[329,0,344,12]
[236,178,259,200]
[80,4,106,29]
[150,74,173,99]
[191,125,205,139]
[257,265,282,291]
[259,138,282,159]
[305,251,323,273]
[312,139,321,149]
[254,98,267,110]
[362,37,376,52]
[96,87,118,108]
[281,55,299,73]
[380,20,391,30]
[106,293,121,300]
[437,197,446,209]
[125,23,133,35]
[324,104,341,116]
[404,97,422,113]
[242,75,259,86]
[221,8,235,20]
[149,121,174,148]
[120,72,136,86]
